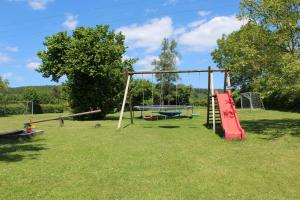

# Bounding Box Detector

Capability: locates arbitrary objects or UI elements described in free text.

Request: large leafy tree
[239,0,299,55]
[212,23,283,91]
[211,0,300,111]
[0,76,9,103]
[37,25,135,118]
[152,38,180,105]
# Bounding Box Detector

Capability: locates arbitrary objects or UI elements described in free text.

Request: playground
[0,108,300,199]
[0,0,299,199]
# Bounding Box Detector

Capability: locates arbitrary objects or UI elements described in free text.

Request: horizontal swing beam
[128,69,226,75]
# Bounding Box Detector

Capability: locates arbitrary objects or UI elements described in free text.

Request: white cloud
[0,53,10,64]
[187,19,206,28]
[178,15,243,51]
[62,14,78,30]
[135,55,158,71]
[26,61,40,70]
[173,27,186,37]
[9,0,53,10]
[118,14,243,62]
[134,55,180,72]
[28,0,51,10]
[118,17,173,52]
[175,56,181,66]
[2,72,24,82]
[145,8,158,16]
[198,10,211,17]
[5,46,19,52]
[2,72,13,79]
[163,0,179,6]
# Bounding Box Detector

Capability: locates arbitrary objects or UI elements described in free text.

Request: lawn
[0,108,300,200]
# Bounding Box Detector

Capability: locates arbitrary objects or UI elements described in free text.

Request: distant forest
[7,85,61,95]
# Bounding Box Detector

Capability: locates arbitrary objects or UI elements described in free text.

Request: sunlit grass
[0,108,300,199]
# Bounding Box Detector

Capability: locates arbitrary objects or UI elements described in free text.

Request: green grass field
[0,108,300,200]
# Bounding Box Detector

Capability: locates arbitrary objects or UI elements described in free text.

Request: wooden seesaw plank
[24,109,102,125]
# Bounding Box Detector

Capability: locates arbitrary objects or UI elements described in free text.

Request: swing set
[117,66,245,140]
[133,72,194,120]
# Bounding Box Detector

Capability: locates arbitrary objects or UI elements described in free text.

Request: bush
[0,104,28,115]
[40,104,64,113]
[0,103,64,115]
[190,97,207,106]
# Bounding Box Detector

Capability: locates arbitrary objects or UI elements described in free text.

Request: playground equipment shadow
[133,115,192,121]
[0,138,47,162]
[241,118,300,140]
[158,125,180,129]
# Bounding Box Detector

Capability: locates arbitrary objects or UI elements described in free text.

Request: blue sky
[0,0,243,88]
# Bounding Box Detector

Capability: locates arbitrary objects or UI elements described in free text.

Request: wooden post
[211,73,216,133]
[206,66,211,126]
[129,95,133,124]
[117,74,131,129]
[59,117,64,127]
[224,69,227,92]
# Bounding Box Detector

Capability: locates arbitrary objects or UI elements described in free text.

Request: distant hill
[7,85,62,95]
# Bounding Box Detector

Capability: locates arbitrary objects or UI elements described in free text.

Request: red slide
[216,91,245,140]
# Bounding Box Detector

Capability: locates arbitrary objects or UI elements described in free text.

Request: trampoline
[159,111,182,116]
[134,105,193,111]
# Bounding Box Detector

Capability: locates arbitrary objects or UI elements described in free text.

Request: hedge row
[40,104,64,114]
[0,104,26,115]
[0,104,64,115]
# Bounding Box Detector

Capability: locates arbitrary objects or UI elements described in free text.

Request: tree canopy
[0,76,8,94]
[211,0,300,111]
[37,25,135,117]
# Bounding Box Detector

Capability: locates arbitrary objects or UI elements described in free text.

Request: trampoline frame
[133,105,193,111]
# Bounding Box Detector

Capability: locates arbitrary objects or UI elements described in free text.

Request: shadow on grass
[241,119,300,139]
[133,115,192,121]
[0,138,47,162]
[102,116,120,121]
[159,126,180,128]
[204,123,224,138]
[123,123,131,128]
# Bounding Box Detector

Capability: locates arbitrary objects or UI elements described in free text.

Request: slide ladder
[208,97,221,126]
[216,91,245,140]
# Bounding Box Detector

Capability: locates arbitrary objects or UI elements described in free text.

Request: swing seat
[159,111,182,117]
[143,115,153,120]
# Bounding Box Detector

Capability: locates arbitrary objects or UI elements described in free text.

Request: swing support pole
[206,67,211,126]
[129,95,133,124]
[117,74,131,129]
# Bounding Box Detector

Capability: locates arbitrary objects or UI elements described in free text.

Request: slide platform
[216,91,245,140]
